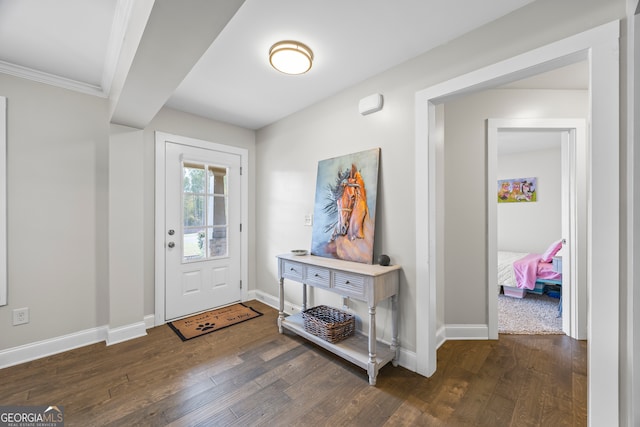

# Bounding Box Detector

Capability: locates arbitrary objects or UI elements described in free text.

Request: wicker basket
[302,305,355,343]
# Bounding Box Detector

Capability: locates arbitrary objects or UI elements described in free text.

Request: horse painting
[311,148,379,264]
[336,164,367,240]
[335,181,354,238]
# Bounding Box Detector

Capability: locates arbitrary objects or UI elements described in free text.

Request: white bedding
[497,251,527,288]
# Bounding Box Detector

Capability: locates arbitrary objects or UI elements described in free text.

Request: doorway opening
[488,119,587,340]
[414,21,620,421]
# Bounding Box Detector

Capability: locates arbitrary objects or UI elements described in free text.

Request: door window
[182,162,228,262]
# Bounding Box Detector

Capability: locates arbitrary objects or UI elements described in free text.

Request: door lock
[168,242,175,248]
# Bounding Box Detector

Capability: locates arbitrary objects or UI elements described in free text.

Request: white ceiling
[0,0,548,130]
[165,0,537,129]
[0,0,119,93]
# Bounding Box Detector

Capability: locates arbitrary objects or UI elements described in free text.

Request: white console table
[277,254,401,385]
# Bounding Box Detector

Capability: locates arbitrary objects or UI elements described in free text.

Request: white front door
[164,142,241,320]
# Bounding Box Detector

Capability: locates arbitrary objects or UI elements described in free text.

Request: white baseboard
[1,316,157,369]
[106,321,147,346]
[245,289,261,305]
[396,346,417,372]
[144,314,156,329]
[250,289,303,315]
[444,324,489,340]
[436,324,446,349]
[1,297,482,372]
[0,326,108,369]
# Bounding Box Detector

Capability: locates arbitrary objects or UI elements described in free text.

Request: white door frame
[0,97,6,307]
[154,132,249,326]
[415,21,619,424]
[627,1,640,423]
[487,118,587,340]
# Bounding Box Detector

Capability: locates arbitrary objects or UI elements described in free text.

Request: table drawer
[282,261,304,280]
[306,266,331,288]
[333,272,365,297]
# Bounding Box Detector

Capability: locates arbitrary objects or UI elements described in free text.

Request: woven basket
[302,305,355,343]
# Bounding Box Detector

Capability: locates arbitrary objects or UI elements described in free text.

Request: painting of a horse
[311,148,379,264]
[334,164,367,241]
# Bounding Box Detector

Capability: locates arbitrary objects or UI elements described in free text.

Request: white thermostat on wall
[358,93,384,115]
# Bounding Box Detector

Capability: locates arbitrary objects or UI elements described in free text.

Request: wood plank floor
[0,300,586,426]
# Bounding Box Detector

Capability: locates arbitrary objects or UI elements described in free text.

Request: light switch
[304,214,313,226]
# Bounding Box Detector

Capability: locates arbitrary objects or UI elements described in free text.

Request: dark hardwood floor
[0,300,586,426]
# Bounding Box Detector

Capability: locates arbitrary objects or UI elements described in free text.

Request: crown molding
[0,60,107,98]
[0,0,134,99]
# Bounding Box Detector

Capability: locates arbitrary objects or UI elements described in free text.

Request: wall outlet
[13,307,29,325]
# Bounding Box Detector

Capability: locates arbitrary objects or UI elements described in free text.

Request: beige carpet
[498,293,563,334]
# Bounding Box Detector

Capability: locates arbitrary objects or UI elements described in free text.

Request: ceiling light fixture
[269,40,313,75]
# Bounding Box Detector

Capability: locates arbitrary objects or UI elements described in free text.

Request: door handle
[168,242,175,248]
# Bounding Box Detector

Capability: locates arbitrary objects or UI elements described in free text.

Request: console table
[277,254,401,385]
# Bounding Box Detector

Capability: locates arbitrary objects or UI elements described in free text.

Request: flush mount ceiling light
[269,40,314,75]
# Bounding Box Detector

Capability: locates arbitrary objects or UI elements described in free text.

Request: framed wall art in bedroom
[497,177,537,203]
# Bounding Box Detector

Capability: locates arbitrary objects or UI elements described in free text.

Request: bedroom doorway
[415,21,619,421]
[488,120,587,340]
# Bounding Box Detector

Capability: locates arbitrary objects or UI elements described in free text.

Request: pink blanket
[513,253,561,289]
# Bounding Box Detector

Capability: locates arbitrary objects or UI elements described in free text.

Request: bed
[497,239,563,299]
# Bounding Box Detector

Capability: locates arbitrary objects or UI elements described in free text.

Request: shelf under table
[281,312,396,372]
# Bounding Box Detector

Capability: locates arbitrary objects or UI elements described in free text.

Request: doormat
[168,303,263,341]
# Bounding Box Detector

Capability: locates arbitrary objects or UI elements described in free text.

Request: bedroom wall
[255,0,621,358]
[443,89,587,325]
[497,145,562,254]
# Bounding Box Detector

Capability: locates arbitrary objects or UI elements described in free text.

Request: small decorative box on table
[277,253,401,386]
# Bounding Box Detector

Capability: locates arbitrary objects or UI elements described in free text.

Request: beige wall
[0,1,630,416]
[256,86,417,347]
[442,89,587,325]
[255,1,618,353]
[0,74,110,348]
[0,78,256,351]
[109,125,145,331]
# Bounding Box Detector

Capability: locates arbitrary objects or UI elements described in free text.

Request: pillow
[541,239,563,262]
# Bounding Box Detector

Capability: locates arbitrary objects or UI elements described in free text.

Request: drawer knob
[315,273,320,277]
[345,280,350,284]
[290,267,295,271]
